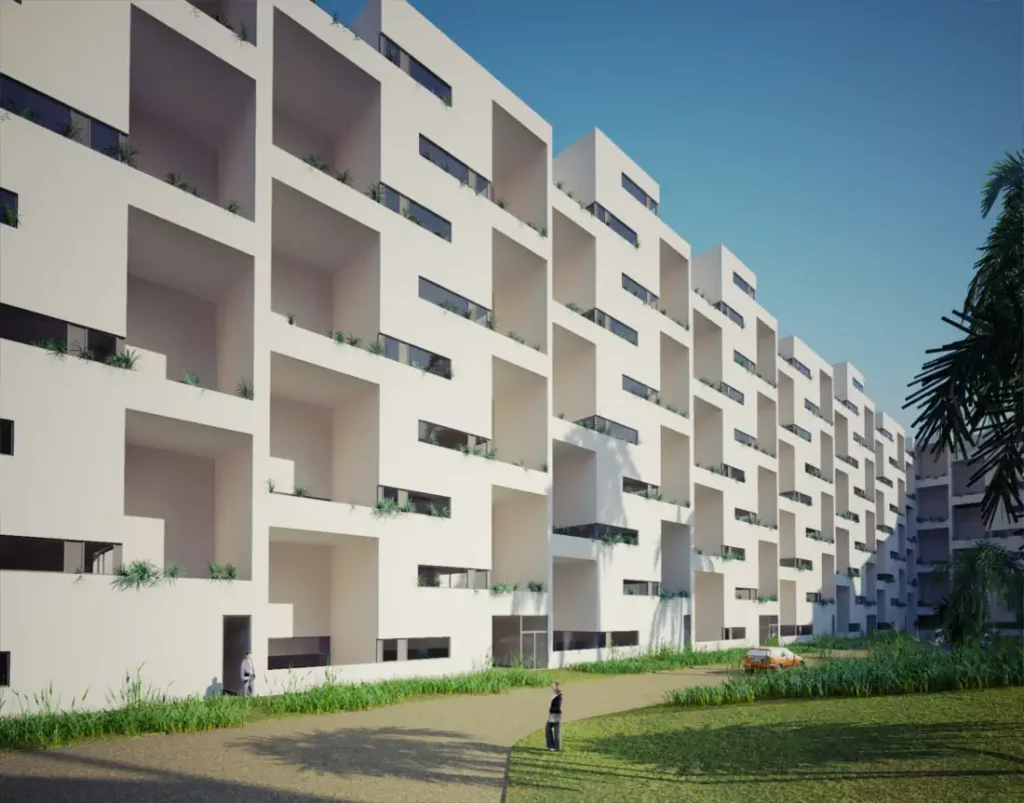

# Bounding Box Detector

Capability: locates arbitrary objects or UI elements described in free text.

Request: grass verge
[0,666,555,751]
[567,646,747,674]
[668,639,1024,706]
[506,687,1024,802]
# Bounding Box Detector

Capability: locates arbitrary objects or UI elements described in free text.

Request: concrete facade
[1,0,916,710]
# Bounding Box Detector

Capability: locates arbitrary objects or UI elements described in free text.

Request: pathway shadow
[0,753,363,803]
[237,725,511,789]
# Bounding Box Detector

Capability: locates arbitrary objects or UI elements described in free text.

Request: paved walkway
[0,668,725,803]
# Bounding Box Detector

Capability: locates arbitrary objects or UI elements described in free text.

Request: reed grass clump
[0,665,551,751]
[666,638,1024,708]
[570,646,748,675]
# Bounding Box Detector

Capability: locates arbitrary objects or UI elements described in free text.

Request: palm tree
[936,542,1023,646]
[905,151,1024,528]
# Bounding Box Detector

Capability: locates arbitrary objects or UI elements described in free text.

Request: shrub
[571,646,748,675]
[0,666,552,750]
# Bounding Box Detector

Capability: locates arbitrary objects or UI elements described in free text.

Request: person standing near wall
[240,650,255,698]
[545,681,563,751]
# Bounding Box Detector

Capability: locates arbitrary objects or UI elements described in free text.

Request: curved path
[0,668,724,803]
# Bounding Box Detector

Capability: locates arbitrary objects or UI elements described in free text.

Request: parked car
[742,646,805,672]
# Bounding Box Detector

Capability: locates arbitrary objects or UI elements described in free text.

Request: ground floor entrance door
[492,615,549,667]
[222,615,251,696]
[759,615,779,645]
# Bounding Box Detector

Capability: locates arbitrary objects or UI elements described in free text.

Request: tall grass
[667,638,1024,707]
[0,666,551,751]
[569,646,747,675]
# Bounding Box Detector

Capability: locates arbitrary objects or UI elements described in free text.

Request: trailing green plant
[367,339,385,355]
[496,198,506,209]
[292,486,309,498]
[506,331,526,344]
[235,380,254,400]
[658,589,689,600]
[209,563,238,582]
[1,203,18,227]
[162,563,184,582]
[539,461,548,472]
[287,312,297,325]
[182,370,202,387]
[418,574,441,587]
[373,497,401,518]
[226,201,240,214]
[303,154,330,173]
[106,349,139,370]
[756,594,778,603]
[106,141,139,167]
[32,338,68,358]
[490,582,520,596]
[527,581,546,593]
[366,183,384,203]
[236,23,251,44]
[60,119,82,142]
[111,560,162,591]
[427,503,451,518]
[398,500,415,514]
[336,169,352,185]
[73,343,95,361]
[166,173,199,196]
[667,637,1024,708]
[267,478,276,493]
[345,333,361,347]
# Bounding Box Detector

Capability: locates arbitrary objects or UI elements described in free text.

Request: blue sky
[320,0,1022,434]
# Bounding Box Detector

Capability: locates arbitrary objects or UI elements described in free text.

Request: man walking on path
[545,682,563,751]
[240,650,255,698]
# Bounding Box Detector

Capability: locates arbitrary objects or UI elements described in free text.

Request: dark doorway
[758,614,779,645]
[492,615,548,667]
[222,615,251,695]
[866,614,877,635]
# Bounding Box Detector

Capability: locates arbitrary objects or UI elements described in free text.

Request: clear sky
[319,0,1022,435]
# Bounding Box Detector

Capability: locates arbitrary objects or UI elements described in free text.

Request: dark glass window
[607,316,638,346]
[406,197,452,242]
[621,273,658,307]
[419,277,468,316]
[382,183,402,213]
[852,378,865,393]
[0,419,12,456]
[732,272,756,299]
[419,136,488,191]
[733,350,756,373]
[609,631,639,647]
[90,119,121,158]
[622,375,655,400]
[0,652,8,687]
[0,188,18,228]
[0,303,67,346]
[380,33,452,105]
[0,74,126,160]
[407,637,450,660]
[733,429,756,448]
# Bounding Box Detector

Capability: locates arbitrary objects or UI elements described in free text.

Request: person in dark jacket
[545,682,563,751]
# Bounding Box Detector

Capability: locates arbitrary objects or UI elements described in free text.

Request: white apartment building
[911,445,1024,635]
[0,0,914,708]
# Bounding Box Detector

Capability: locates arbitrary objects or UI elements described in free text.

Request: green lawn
[506,688,1024,802]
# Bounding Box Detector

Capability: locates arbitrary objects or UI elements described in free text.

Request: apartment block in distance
[910,444,1023,636]
[0,0,913,708]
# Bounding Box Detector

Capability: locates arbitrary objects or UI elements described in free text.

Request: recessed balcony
[124,409,253,580]
[271,180,380,348]
[273,9,381,195]
[126,207,254,396]
[129,7,256,218]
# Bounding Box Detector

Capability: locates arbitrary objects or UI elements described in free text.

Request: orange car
[742,647,805,672]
